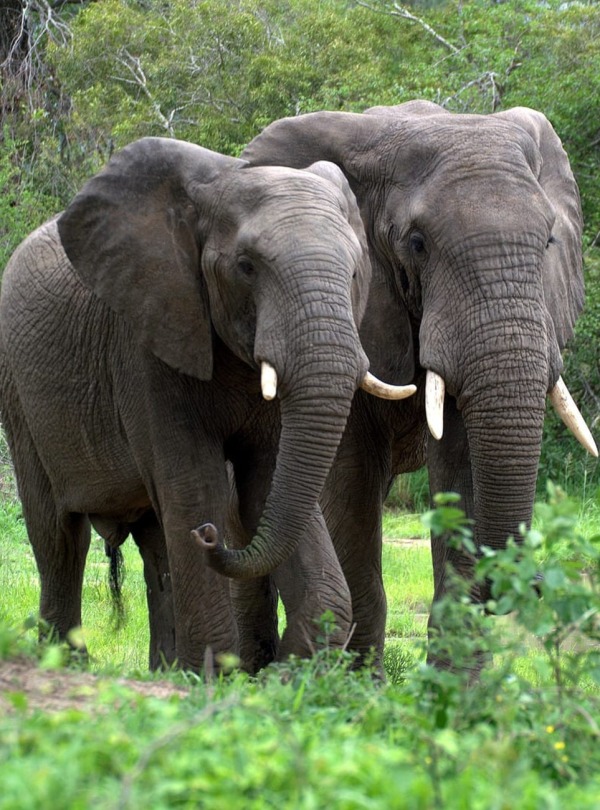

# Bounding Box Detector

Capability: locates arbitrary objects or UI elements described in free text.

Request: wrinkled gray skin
[238,100,585,672]
[0,136,375,672]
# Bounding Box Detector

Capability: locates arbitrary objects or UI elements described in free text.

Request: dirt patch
[0,657,189,714]
[386,537,429,548]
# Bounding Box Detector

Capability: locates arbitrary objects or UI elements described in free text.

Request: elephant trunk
[463,388,546,550]
[422,235,557,589]
[454,325,550,594]
[198,372,358,580]
[195,272,367,579]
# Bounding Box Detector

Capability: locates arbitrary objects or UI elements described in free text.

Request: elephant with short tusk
[0,136,414,673]
[238,100,598,674]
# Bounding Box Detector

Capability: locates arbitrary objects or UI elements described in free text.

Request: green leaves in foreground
[1,486,600,808]
[413,484,600,792]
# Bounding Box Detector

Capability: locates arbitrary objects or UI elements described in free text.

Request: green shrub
[0,135,59,273]
[1,486,600,806]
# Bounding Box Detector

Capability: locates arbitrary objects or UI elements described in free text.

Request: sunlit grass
[0,500,38,629]
[0,499,150,673]
[382,509,428,540]
[2,487,598,676]
[383,542,431,640]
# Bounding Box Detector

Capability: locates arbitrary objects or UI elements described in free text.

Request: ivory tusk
[261,361,278,401]
[425,370,445,441]
[549,376,598,458]
[360,371,416,401]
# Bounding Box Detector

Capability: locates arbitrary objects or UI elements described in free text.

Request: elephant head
[57,137,414,581]
[241,102,597,569]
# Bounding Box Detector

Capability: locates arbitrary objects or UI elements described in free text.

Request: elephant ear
[302,160,371,325]
[242,111,379,181]
[494,108,584,349]
[58,137,247,379]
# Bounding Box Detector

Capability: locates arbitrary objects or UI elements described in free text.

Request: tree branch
[1,0,74,78]
[112,49,179,135]
[440,71,502,111]
[356,1,460,54]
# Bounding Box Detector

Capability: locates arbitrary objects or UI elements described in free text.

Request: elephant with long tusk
[234,99,597,674]
[261,360,415,404]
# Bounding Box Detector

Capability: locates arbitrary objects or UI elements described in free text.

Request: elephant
[228,100,598,673]
[0,135,415,672]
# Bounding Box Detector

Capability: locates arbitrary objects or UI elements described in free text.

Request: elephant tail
[105,541,127,630]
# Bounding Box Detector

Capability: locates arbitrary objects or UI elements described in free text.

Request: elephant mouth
[259,360,416,402]
[424,368,598,457]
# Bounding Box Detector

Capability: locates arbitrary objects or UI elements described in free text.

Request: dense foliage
[1,0,599,495]
[1,489,600,807]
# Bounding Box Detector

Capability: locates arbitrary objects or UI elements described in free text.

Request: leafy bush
[0,134,59,273]
[1,487,600,806]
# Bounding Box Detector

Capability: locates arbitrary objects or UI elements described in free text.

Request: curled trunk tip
[191,522,274,580]
[191,522,220,549]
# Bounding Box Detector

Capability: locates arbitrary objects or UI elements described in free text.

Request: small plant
[403,484,600,795]
[383,641,416,685]
[313,609,338,649]
[479,483,600,687]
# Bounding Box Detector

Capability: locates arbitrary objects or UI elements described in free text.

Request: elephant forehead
[374,115,541,184]
[234,210,363,266]
[217,171,358,238]
[234,165,341,203]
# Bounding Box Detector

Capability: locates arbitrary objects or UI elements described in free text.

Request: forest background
[1,0,599,498]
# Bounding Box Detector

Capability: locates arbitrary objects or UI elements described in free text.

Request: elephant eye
[409,232,426,255]
[546,235,556,249]
[238,260,255,277]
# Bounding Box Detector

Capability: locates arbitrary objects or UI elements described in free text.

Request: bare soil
[0,656,189,714]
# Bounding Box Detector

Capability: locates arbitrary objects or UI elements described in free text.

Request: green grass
[0,502,150,674]
[383,542,431,640]
[382,509,429,541]
[2,495,599,675]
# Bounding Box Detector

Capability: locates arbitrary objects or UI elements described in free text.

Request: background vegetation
[2,0,598,500]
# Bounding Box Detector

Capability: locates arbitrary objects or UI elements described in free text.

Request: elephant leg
[36,510,91,651]
[130,510,176,671]
[273,508,353,661]
[427,394,475,600]
[323,482,387,672]
[1,406,91,650]
[321,439,390,673]
[155,454,239,673]
[167,525,238,673]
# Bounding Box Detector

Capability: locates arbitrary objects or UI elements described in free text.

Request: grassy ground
[0,503,433,675]
[2,497,600,674]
